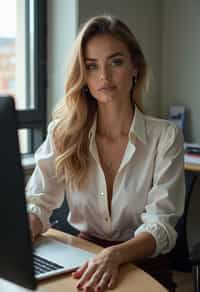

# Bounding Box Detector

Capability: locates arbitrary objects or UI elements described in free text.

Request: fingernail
[76,283,82,290]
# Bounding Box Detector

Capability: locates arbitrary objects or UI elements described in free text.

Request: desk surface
[184,162,200,172]
[184,154,200,172]
[0,229,167,292]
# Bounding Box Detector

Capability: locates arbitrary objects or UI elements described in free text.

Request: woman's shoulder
[46,119,61,136]
[143,113,183,142]
[144,113,179,131]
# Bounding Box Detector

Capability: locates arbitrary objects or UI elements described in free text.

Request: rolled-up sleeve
[26,121,65,232]
[135,124,185,256]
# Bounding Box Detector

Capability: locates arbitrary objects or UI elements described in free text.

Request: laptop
[0,96,94,290]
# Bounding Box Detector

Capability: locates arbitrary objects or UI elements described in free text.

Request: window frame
[17,0,47,153]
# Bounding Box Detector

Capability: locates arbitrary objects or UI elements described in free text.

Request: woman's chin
[96,94,114,104]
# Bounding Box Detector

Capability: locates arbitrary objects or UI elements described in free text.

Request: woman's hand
[28,213,43,242]
[72,246,121,292]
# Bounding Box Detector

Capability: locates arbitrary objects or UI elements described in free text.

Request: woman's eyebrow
[107,52,124,59]
[85,52,124,62]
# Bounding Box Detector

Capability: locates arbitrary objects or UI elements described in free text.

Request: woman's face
[84,34,137,104]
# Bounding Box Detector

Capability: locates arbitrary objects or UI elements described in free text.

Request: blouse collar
[88,105,147,145]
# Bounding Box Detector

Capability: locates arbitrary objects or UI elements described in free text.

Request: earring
[82,85,93,99]
[130,76,137,97]
[83,85,89,94]
[132,76,137,86]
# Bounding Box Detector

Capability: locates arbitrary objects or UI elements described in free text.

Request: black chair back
[169,171,195,272]
[50,195,79,236]
[186,175,200,292]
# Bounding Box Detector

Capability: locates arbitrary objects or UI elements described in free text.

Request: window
[0,0,47,154]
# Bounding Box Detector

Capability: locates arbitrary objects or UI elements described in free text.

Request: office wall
[47,0,78,121]
[160,0,200,142]
[78,0,162,115]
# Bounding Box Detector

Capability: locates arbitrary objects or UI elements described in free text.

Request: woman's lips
[98,85,116,91]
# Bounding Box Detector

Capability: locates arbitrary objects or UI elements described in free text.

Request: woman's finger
[81,268,103,291]
[95,272,111,292]
[72,261,88,278]
[107,269,118,289]
[76,262,97,289]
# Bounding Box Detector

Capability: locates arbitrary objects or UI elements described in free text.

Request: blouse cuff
[27,203,51,233]
[134,222,177,257]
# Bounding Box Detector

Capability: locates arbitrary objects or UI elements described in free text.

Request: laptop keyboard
[33,254,64,275]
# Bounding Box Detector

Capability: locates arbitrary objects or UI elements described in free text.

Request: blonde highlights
[53,15,149,190]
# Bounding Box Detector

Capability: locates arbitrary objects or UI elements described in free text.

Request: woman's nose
[99,65,111,81]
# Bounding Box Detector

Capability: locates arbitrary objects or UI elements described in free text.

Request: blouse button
[100,192,104,196]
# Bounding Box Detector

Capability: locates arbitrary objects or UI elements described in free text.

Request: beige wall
[160,0,200,142]
[47,0,78,121]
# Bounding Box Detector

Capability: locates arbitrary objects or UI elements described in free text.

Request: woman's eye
[111,58,123,67]
[86,63,97,71]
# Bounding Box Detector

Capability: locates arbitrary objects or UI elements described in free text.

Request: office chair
[186,174,200,292]
[169,171,194,273]
[50,195,79,236]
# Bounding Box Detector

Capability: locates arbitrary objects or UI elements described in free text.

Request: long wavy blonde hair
[53,15,149,190]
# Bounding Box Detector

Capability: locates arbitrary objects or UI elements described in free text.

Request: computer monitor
[0,96,36,289]
[0,96,94,290]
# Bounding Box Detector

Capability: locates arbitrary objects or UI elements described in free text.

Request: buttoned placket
[89,132,112,233]
[99,145,137,235]
[89,120,137,235]
[96,151,113,234]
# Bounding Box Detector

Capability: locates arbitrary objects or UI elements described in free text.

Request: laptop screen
[0,96,36,289]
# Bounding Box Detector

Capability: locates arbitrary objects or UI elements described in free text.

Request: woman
[27,15,185,292]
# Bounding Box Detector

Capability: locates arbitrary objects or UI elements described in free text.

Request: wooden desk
[0,229,167,292]
[184,154,200,172]
[184,155,200,196]
[184,162,200,172]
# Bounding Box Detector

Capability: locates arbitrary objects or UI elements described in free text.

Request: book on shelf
[169,105,185,129]
[184,143,200,157]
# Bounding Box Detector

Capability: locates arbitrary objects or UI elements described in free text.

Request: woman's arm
[26,121,65,234]
[134,123,185,256]
[112,231,156,264]
[28,213,43,241]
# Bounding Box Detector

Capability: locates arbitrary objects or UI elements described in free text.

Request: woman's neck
[96,101,134,140]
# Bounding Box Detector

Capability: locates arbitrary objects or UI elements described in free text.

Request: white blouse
[26,107,185,256]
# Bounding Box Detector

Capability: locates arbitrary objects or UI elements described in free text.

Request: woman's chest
[66,139,156,218]
[66,159,153,225]
[96,136,129,206]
